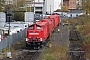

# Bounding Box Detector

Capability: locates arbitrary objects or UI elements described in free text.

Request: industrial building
[63,0,82,9]
[26,0,62,14]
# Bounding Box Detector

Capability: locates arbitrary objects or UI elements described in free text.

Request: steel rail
[30,50,38,60]
[19,51,29,60]
[19,50,39,60]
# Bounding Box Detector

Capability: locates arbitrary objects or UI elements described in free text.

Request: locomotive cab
[26,22,48,49]
[26,24,42,42]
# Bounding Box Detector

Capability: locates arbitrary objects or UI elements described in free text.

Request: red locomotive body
[26,22,49,49]
[49,15,60,28]
[40,19,52,35]
[45,17,55,30]
[49,18,55,30]
[26,13,60,49]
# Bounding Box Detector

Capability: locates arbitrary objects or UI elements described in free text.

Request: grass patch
[40,44,68,60]
[12,38,25,50]
[67,15,90,59]
[0,38,25,59]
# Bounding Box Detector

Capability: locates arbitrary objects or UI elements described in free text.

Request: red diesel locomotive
[26,13,60,49]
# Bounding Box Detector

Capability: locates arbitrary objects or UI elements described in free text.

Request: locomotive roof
[29,22,47,27]
[49,14,59,18]
[40,19,52,24]
[41,19,51,21]
[36,22,48,26]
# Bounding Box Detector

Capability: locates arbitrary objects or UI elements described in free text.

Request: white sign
[0,12,6,22]
[29,33,39,35]
[25,12,34,22]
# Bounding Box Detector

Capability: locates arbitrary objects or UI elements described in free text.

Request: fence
[0,29,26,50]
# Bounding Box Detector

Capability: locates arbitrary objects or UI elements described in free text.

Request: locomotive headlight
[26,38,28,41]
[40,38,42,41]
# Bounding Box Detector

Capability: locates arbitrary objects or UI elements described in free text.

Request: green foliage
[1,48,7,53]
[68,14,90,59]
[83,34,90,44]
[13,12,24,21]
[0,5,4,12]
[17,0,25,7]
[61,6,69,11]
[0,6,2,12]
[27,7,30,12]
[40,45,68,60]
[82,0,90,13]
[42,55,56,60]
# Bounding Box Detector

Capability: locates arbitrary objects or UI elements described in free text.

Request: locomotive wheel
[42,41,46,46]
[26,44,29,49]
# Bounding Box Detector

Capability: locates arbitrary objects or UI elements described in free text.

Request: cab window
[36,26,41,30]
[29,26,34,30]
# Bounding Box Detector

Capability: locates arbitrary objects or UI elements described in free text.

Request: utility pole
[50,5,51,14]
[6,7,12,59]
[33,0,36,23]
[34,0,35,14]
[61,0,63,41]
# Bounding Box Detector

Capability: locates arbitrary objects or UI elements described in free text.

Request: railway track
[69,25,86,60]
[18,46,45,60]
[19,50,40,60]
